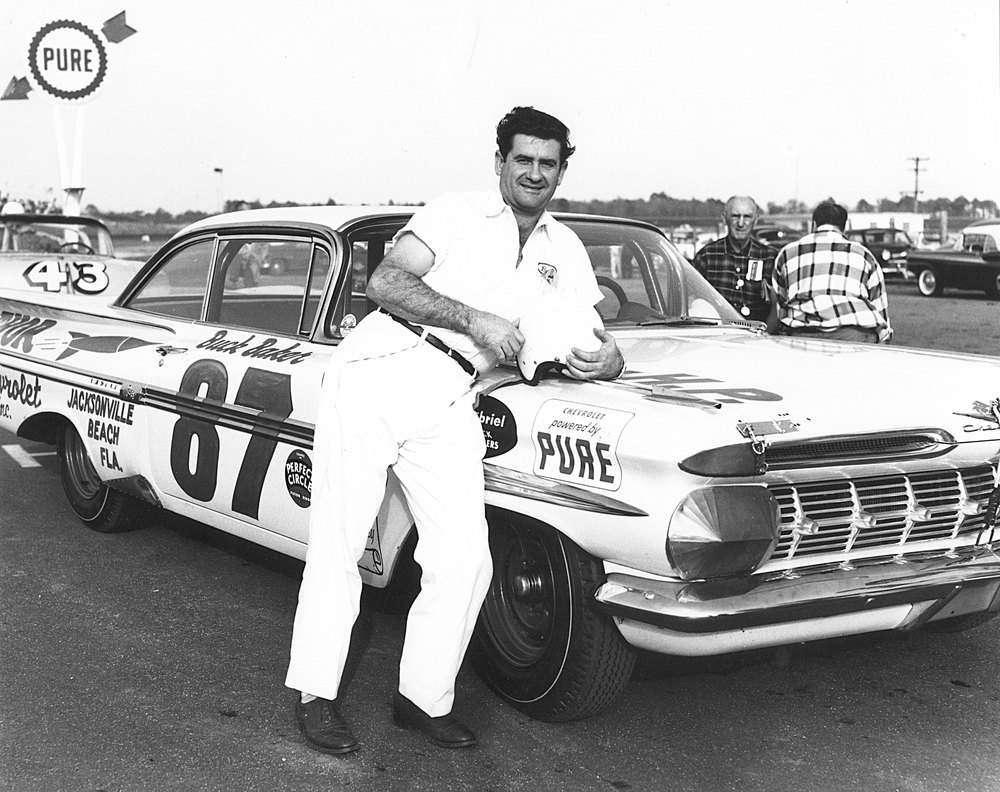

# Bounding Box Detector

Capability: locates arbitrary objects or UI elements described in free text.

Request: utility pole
[907,156,927,214]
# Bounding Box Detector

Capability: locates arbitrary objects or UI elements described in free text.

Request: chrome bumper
[595,546,1000,635]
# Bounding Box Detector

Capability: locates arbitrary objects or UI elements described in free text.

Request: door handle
[155,345,188,356]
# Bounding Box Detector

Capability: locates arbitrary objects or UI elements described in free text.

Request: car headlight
[667,486,779,580]
[881,249,891,261]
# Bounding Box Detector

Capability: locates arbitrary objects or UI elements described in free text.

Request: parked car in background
[3,206,1000,723]
[752,223,804,255]
[846,227,914,278]
[0,206,140,300]
[906,220,1000,297]
[669,225,722,261]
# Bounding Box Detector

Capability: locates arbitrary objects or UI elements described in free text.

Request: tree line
[14,192,998,226]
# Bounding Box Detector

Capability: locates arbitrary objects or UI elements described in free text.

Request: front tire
[58,423,145,533]
[917,267,942,297]
[923,612,998,633]
[471,510,636,721]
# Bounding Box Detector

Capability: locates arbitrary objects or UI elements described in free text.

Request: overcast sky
[2,0,998,214]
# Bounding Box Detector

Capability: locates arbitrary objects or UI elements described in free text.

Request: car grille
[768,464,996,564]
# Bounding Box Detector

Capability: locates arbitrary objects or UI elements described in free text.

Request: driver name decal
[198,330,312,365]
[531,400,633,491]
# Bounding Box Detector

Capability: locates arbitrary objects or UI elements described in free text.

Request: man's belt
[377,308,477,377]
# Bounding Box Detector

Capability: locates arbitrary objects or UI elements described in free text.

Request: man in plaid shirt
[772,200,892,343]
[692,195,774,323]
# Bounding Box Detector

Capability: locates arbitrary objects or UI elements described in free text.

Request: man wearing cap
[285,106,624,756]
[692,195,775,324]
[771,199,892,343]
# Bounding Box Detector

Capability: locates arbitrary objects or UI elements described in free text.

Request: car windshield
[0,217,115,256]
[564,219,742,326]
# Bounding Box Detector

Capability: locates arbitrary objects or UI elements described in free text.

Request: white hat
[516,292,604,385]
[1,201,25,215]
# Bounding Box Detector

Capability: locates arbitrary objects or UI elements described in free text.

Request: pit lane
[2,279,1000,792]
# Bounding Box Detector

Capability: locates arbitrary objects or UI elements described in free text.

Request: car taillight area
[666,486,779,580]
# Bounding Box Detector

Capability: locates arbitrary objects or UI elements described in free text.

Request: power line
[907,156,928,213]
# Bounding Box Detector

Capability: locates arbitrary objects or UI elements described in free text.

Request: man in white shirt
[286,107,623,754]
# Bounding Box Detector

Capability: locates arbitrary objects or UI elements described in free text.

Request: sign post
[1,12,137,215]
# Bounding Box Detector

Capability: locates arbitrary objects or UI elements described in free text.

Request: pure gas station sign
[28,20,109,101]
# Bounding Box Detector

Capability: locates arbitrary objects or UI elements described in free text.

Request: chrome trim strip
[594,545,1000,632]
[0,350,315,449]
[484,464,647,516]
[765,428,956,470]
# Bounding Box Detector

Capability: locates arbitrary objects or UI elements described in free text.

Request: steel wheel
[58,423,144,532]
[472,510,636,722]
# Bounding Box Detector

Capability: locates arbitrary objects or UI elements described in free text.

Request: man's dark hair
[496,106,576,163]
[812,200,848,230]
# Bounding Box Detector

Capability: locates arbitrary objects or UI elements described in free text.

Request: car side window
[126,239,216,319]
[212,237,319,336]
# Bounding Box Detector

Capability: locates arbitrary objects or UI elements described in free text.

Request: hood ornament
[955,399,1000,425]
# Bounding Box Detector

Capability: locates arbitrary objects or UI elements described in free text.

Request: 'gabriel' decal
[531,400,633,491]
[477,395,517,458]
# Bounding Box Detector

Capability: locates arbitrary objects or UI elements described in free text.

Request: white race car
[0,212,140,299]
[2,205,1000,722]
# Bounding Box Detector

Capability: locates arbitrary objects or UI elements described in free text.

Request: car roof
[181,205,419,235]
[0,213,111,230]
[178,205,664,237]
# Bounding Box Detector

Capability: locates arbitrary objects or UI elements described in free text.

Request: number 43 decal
[23,259,110,294]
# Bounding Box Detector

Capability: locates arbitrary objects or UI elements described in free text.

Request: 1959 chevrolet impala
[2,205,1000,721]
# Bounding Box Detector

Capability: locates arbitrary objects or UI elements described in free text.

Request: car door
[121,229,335,546]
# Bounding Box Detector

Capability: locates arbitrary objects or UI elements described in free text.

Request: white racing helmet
[516,292,604,385]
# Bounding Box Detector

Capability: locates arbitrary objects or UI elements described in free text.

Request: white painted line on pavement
[2,444,42,468]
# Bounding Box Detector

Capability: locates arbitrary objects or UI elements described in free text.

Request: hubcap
[484,525,557,667]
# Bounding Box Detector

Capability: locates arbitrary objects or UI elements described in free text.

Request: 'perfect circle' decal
[285,450,312,508]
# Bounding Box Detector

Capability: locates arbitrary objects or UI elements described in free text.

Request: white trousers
[285,328,492,716]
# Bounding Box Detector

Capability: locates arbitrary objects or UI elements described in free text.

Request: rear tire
[58,423,145,533]
[985,273,1000,300]
[471,510,636,722]
[916,267,942,297]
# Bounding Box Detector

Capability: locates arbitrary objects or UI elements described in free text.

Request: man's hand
[565,328,624,381]
[467,311,524,361]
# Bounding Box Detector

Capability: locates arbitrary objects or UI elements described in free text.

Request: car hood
[607,329,1000,444]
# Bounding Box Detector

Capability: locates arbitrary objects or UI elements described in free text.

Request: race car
[2,205,1000,722]
[0,206,139,299]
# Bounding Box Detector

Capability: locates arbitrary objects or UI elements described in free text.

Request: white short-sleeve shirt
[397,190,603,372]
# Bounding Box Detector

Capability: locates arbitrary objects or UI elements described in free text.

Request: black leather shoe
[295,696,359,755]
[392,692,477,748]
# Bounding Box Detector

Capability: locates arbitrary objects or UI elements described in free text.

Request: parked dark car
[906,221,1000,297]
[846,227,914,278]
[752,224,803,254]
